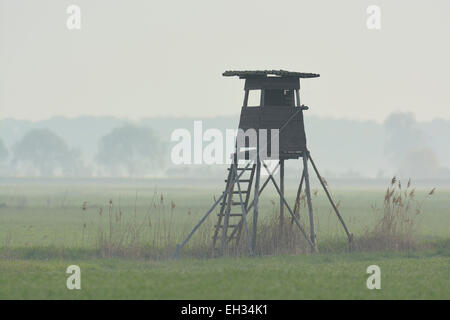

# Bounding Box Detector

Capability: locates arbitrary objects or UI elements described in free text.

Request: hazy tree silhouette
[96,125,165,176]
[0,139,8,162]
[384,112,442,178]
[384,112,423,162]
[12,129,82,176]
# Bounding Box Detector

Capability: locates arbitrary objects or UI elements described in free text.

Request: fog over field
[2,1,450,184]
[1,113,450,185]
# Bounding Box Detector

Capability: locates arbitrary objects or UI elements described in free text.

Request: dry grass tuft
[77,177,436,259]
[356,176,435,251]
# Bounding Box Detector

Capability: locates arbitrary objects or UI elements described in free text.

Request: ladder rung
[212,235,238,241]
[232,191,248,194]
[228,167,253,171]
[225,179,251,183]
[220,201,243,206]
[217,213,242,217]
[215,224,238,228]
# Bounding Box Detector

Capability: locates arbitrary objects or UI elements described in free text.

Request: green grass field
[1,250,449,299]
[0,180,449,299]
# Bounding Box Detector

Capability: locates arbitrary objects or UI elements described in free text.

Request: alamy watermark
[66,265,81,290]
[66,5,81,30]
[366,265,381,290]
[366,5,381,30]
[170,121,279,166]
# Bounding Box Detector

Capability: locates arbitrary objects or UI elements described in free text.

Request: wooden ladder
[212,157,256,255]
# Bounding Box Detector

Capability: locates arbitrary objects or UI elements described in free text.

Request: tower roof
[223,70,320,78]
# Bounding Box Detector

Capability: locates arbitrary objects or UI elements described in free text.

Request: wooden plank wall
[238,106,307,156]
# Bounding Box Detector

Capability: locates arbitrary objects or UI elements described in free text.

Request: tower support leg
[173,192,225,259]
[308,153,353,247]
[261,161,316,252]
[279,159,285,236]
[292,169,305,226]
[174,160,253,259]
[252,159,261,251]
[302,152,317,251]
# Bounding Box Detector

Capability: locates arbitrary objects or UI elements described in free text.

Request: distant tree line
[0,124,166,177]
[96,125,166,176]
[384,112,450,179]
[0,112,449,179]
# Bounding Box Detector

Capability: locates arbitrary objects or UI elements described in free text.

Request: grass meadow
[0,178,449,299]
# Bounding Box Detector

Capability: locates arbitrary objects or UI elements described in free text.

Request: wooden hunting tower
[232,70,313,159]
[175,70,353,257]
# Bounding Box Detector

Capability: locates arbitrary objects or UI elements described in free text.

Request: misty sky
[1,0,449,122]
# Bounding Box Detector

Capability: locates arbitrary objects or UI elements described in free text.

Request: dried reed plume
[357,176,435,251]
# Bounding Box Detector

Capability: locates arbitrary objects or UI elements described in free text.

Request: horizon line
[1,112,449,125]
